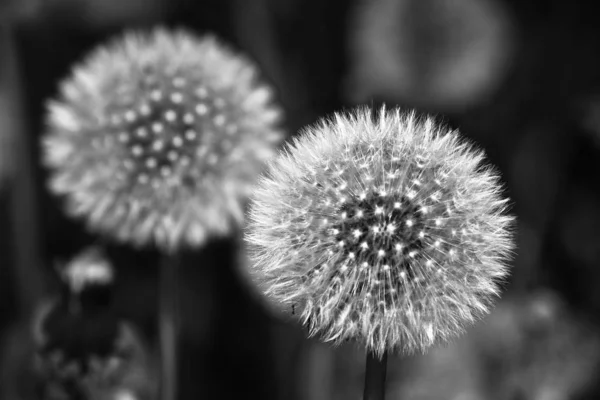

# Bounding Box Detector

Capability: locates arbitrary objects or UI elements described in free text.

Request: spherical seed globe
[245,107,514,357]
[44,28,283,250]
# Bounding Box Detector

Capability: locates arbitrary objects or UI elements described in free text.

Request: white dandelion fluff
[245,107,514,356]
[43,28,283,250]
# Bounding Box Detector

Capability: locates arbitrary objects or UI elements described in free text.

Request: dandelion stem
[363,350,387,400]
[159,253,180,400]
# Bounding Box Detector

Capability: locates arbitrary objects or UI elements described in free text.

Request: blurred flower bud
[32,247,157,399]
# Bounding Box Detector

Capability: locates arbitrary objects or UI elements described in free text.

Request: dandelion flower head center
[302,143,459,309]
[327,193,425,287]
[107,71,235,188]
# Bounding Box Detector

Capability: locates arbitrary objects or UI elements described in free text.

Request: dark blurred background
[2,0,600,399]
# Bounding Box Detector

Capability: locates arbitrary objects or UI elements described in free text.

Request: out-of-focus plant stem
[159,253,180,400]
[1,21,44,318]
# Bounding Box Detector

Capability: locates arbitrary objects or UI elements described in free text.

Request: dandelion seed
[170,92,183,104]
[164,110,177,122]
[118,132,129,143]
[172,76,185,87]
[146,158,158,169]
[195,87,208,98]
[152,140,164,152]
[172,136,183,147]
[151,89,162,101]
[151,122,163,134]
[167,150,178,162]
[195,103,208,115]
[136,127,148,138]
[185,130,197,141]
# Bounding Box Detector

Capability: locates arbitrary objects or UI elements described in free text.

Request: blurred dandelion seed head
[245,107,514,356]
[61,247,114,294]
[44,28,284,250]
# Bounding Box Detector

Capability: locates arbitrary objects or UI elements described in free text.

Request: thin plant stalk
[159,253,180,400]
[363,350,388,400]
[3,22,45,316]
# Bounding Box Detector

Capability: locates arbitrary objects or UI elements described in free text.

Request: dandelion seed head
[43,28,284,250]
[245,107,514,356]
